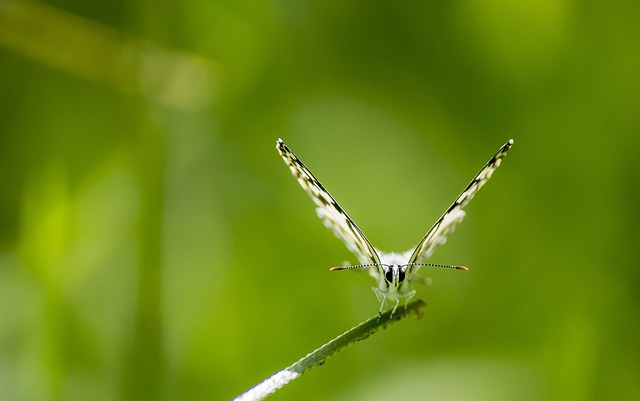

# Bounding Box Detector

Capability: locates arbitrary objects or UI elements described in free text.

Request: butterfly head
[383,264,407,287]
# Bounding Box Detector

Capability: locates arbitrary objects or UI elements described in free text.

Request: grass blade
[232,299,427,401]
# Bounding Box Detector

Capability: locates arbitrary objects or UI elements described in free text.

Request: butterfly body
[276,138,512,315]
[372,253,417,313]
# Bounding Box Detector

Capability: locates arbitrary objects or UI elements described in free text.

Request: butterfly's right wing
[407,139,514,266]
[276,139,381,266]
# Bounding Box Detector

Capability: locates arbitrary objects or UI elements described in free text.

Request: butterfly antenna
[329,263,383,271]
[406,262,469,271]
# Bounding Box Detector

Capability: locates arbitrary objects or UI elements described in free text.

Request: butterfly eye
[384,269,394,283]
[398,270,406,283]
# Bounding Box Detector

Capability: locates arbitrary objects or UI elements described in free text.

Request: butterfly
[276,138,513,315]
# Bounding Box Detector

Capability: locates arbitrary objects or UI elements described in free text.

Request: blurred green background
[1,0,639,400]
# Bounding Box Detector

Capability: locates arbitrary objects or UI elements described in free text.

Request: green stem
[233,299,427,401]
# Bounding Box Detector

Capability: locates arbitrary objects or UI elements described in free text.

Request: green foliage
[1,1,640,400]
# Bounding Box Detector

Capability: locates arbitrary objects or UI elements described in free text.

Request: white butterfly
[276,138,513,315]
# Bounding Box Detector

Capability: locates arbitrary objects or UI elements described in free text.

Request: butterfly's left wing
[276,139,381,266]
[407,139,514,266]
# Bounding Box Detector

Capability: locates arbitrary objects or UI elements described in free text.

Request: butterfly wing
[407,139,514,266]
[276,139,381,266]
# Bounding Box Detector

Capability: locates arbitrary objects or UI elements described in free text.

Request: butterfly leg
[390,295,400,318]
[373,287,390,320]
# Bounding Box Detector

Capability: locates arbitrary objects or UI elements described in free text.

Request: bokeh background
[1,1,639,400]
